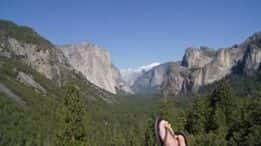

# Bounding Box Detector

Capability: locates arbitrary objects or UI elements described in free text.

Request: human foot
[155,118,187,146]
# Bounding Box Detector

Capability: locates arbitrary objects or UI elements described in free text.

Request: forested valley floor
[0,74,261,146]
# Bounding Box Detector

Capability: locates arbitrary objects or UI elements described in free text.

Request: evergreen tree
[144,116,157,146]
[158,98,173,120]
[56,85,88,146]
[185,97,208,134]
[227,99,261,146]
[158,97,185,131]
[207,80,235,132]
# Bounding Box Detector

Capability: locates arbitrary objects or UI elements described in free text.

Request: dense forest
[0,72,261,146]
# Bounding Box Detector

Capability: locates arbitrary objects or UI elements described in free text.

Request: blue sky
[1,0,261,69]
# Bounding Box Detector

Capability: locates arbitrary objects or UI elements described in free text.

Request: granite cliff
[59,43,131,94]
[0,20,115,103]
[132,32,261,96]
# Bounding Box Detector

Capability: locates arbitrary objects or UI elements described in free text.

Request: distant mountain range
[0,19,260,99]
[120,62,160,86]
[132,32,261,96]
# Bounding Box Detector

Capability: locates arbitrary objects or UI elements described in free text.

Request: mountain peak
[181,47,215,68]
[120,62,160,86]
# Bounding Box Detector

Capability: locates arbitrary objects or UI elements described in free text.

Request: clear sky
[1,0,261,69]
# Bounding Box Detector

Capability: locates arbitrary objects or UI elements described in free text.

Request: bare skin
[159,120,186,146]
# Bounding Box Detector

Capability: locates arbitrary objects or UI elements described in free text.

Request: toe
[177,135,186,146]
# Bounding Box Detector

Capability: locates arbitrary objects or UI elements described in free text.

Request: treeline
[0,80,261,145]
[185,80,261,145]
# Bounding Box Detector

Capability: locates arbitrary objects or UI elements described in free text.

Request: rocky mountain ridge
[0,20,115,103]
[132,32,261,96]
[1,19,260,97]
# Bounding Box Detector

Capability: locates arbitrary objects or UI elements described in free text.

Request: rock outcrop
[2,38,63,80]
[111,65,133,93]
[121,62,160,87]
[133,32,261,96]
[241,32,261,75]
[131,62,172,94]
[16,72,47,93]
[0,83,25,105]
[59,43,130,94]
[181,46,215,68]
[160,63,191,96]
[0,20,72,84]
[0,20,116,103]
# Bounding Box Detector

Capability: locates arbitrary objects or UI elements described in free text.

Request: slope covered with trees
[1,75,261,145]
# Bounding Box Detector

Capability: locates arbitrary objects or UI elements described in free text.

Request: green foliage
[158,98,172,120]
[227,99,261,146]
[56,85,88,146]
[0,93,48,146]
[144,117,157,146]
[186,79,261,146]
[0,20,52,49]
[207,80,236,132]
[188,132,227,146]
[158,98,186,130]
[185,97,209,134]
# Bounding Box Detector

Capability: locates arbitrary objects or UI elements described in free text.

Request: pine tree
[56,85,88,146]
[144,116,157,146]
[185,97,208,134]
[227,99,261,146]
[207,80,235,132]
[158,98,172,120]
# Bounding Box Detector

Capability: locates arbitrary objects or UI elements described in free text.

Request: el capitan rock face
[59,43,131,94]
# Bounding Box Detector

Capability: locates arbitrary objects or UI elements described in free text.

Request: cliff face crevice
[242,44,261,75]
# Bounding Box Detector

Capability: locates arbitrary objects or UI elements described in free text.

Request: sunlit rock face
[0,37,67,82]
[241,32,261,75]
[59,43,131,94]
[242,45,261,75]
[131,62,171,94]
[160,62,191,96]
[193,46,245,87]
[121,62,160,87]
[133,32,261,96]
[181,46,216,69]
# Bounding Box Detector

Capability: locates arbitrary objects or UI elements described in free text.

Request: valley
[0,19,260,146]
